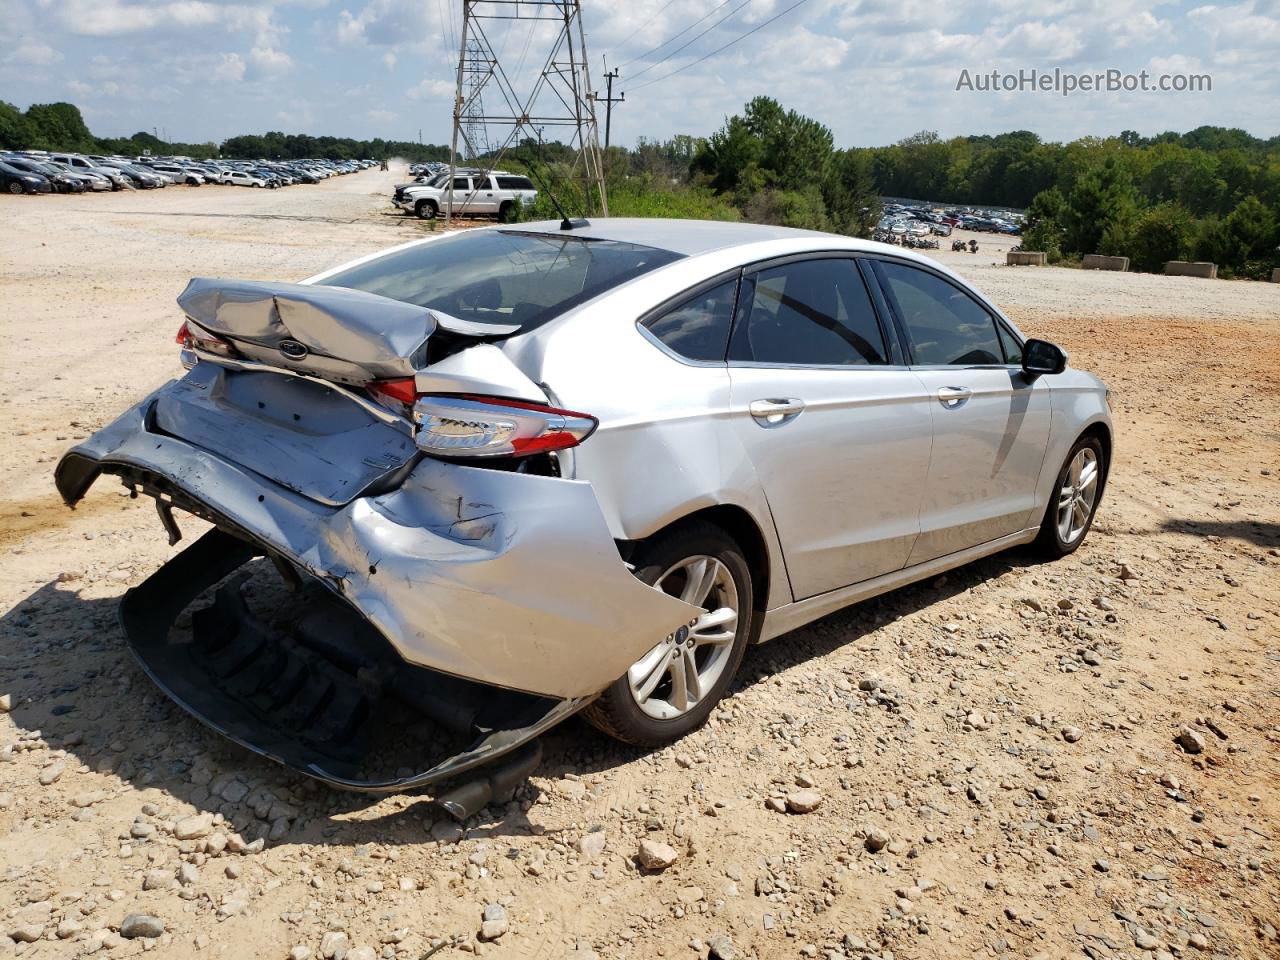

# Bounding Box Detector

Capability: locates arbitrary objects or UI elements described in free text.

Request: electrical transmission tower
[447,0,608,223]
[460,37,492,160]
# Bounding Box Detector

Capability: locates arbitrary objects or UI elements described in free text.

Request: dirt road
[1,171,1277,960]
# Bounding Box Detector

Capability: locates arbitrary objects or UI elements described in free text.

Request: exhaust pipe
[434,740,543,821]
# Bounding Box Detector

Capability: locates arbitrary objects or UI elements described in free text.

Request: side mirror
[1022,338,1067,378]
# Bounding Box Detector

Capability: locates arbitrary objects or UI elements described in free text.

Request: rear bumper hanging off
[55,382,701,790]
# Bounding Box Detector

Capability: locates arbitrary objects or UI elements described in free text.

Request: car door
[869,257,1053,564]
[468,174,499,214]
[727,255,934,600]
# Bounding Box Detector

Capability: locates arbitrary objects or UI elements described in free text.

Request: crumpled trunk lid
[178,277,436,383]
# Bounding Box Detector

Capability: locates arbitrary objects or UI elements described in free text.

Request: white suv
[394,171,537,221]
[222,170,268,188]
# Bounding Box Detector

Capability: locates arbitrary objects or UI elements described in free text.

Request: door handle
[936,386,972,408]
[749,398,805,427]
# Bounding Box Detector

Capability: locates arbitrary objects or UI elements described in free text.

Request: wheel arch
[618,503,771,642]
[1077,419,1113,498]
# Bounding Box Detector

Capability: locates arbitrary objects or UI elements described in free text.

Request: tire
[415,199,438,220]
[1032,433,1105,559]
[498,200,516,223]
[582,521,754,747]
[7,182,22,195]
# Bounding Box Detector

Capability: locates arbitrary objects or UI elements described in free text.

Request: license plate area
[152,364,417,506]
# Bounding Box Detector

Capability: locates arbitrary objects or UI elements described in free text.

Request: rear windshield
[321,230,683,333]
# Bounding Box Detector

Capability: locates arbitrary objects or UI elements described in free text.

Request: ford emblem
[279,339,309,360]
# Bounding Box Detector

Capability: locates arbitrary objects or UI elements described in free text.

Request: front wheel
[415,199,438,220]
[582,522,753,747]
[1033,434,1105,558]
[7,182,22,195]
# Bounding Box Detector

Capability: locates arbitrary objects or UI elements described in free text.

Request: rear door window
[728,258,889,366]
[875,261,1004,366]
[643,278,737,363]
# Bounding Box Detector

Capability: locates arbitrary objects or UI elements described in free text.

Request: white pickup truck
[394,171,537,221]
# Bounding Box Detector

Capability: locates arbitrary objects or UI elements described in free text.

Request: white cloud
[39,0,273,37]
[5,37,64,65]
[214,51,247,81]
[406,77,454,100]
[248,44,293,75]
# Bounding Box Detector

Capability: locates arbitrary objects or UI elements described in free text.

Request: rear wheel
[583,522,753,747]
[415,199,438,220]
[1033,434,1104,558]
[7,182,22,195]
[498,200,516,223]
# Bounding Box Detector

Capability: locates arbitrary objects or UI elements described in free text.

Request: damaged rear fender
[55,385,704,701]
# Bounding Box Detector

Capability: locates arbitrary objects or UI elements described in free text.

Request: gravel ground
[1,170,1277,960]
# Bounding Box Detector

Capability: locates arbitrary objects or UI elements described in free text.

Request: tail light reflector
[176,319,238,359]
[376,391,596,458]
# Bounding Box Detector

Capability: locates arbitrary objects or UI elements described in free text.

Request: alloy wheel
[1057,447,1099,544]
[627,556,739,720]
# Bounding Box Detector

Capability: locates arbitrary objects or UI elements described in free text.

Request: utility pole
[597,66,624,150]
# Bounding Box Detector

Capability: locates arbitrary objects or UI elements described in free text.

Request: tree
[823,149,879,237]
[1021,187,1068,260]
[0,101,34,150]
[1062,158,1142,256]
[1196,196,1279,277]
[24,102,96,151]
[1128,203,1194,273]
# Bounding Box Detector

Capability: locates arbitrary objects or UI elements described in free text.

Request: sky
[1,0,1277,148]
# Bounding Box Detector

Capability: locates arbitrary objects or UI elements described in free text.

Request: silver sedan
[57,219,1111,794]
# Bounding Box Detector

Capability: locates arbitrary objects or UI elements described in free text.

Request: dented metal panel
[178,278,435,380]
[56,383,704,700]
[153,363,418,507]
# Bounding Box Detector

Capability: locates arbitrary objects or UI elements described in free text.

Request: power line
[628,0,753,81]
[631,0,813,91]
[619,0,740,72]
[601,0,683,60]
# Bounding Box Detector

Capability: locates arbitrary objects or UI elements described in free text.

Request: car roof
[500,218,848,257]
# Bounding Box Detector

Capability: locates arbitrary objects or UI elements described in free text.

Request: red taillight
[368,377,418,407]
[375,391,598,458]
[177,319,237,358]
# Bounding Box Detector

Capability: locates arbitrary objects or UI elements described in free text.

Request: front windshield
[321,229,683,333]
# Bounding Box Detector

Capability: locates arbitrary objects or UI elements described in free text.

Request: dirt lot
[1,170,1277,960]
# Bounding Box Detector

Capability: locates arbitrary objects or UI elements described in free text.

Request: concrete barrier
[1007,251,1047,266]
[1271,267,1280,283]
[1164,261,1217,279]
[1083,254,1129,271]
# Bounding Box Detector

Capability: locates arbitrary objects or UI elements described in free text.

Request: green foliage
[1193,196,1280,278]
[0,101,35,150]
[1021,188,1067,261]
[23,102,96,152]
[1127,203,1195,273]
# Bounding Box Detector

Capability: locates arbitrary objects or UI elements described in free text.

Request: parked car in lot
[56,219,1111,797]
[46,161,113,191]
[97,160,166,188]
[221,169,269,188]
[1,155,86,192]
[0,159,52,194]
[395,170,536,220]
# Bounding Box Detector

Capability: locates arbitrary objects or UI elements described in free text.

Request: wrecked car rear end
[55,276,701,795]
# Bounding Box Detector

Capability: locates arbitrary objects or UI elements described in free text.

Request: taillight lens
[410,394,597,458]
[176,319,238,359]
